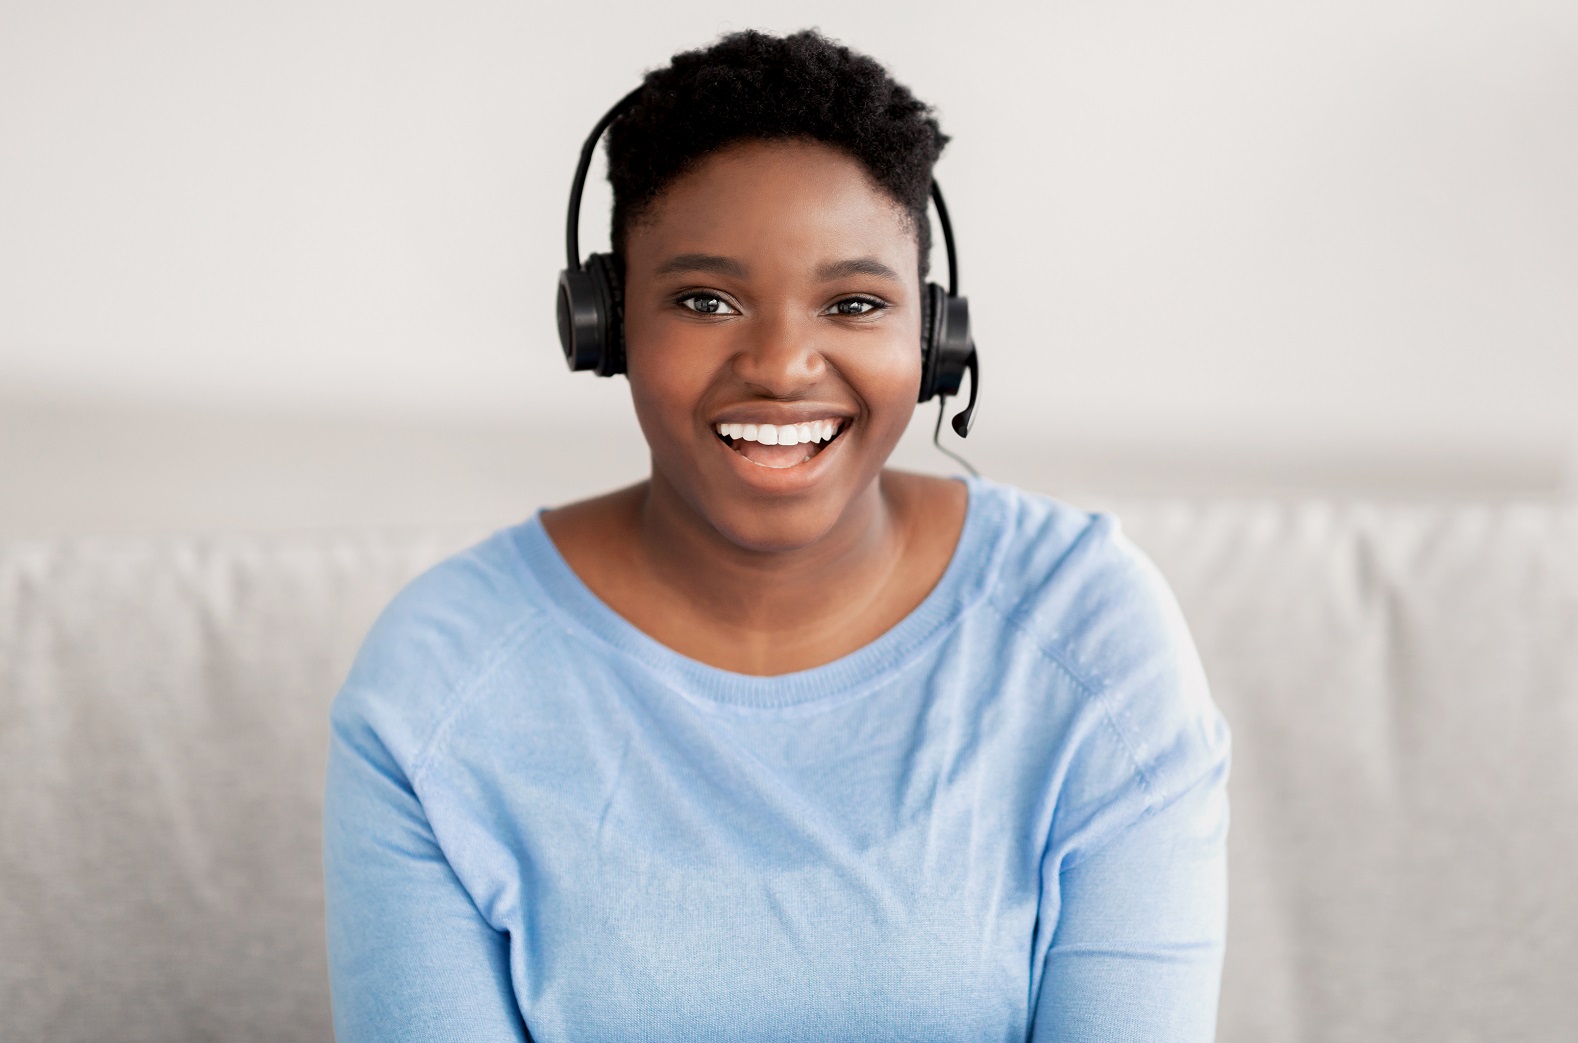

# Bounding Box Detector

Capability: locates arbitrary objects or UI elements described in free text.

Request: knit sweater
[323,476,1231,1042]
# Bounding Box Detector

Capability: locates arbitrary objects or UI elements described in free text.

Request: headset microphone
[555,89,981,441]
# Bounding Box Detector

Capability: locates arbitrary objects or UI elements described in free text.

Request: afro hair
[605,29,949,275]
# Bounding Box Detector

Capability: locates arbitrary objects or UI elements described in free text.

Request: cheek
[623,323,719,439]
[843,330,924,418]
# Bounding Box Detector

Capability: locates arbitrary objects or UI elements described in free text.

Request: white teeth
[714,420,845,445]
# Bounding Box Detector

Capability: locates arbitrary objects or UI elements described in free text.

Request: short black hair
[606,29,948,275]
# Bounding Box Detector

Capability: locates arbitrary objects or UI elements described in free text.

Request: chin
[652,446,886,556]
[699,493,854,554]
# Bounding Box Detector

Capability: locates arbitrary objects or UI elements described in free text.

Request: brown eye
[679,293,737,315]
[830,297,882,317]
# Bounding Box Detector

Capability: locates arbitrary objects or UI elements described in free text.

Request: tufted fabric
[2,502,1576,1041]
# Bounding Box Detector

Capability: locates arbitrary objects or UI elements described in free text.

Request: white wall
[2,1,1576,532]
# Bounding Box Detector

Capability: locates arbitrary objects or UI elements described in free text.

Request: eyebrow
[654,253,749,278]
[653,253,905,284]
[815,257,903,282]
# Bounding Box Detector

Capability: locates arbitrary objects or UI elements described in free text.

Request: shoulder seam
[982,509,1167,811]
[983,597,1160,815]
[406,609,556,789]
[1056,743,1228,875]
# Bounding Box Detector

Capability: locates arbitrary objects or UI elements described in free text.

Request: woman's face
[622,139,924,553]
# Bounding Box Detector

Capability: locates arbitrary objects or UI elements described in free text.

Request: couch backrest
[3,502,1575,1041]
[1126,501,1578,1042]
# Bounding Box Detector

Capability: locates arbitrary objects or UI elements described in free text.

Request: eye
[678,292,739,316]
[827,296,885,317]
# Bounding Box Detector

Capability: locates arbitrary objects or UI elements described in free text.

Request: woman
[324,29,1230,1043]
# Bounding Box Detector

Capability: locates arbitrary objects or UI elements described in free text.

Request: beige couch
[3,501,1575,1041]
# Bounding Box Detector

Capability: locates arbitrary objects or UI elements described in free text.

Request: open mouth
[714,419,846,469]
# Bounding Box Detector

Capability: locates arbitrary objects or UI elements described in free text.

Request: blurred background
[6,7,1578,1040]
[2,0,1575,536]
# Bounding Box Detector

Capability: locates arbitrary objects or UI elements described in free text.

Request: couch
[3,500,1575,1041]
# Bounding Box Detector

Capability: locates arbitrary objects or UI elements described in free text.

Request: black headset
[556,88,980,438]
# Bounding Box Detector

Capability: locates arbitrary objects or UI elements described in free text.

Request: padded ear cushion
[585,253,626,376]
[918,282,947,403]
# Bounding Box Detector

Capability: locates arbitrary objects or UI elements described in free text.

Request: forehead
[624,139,919,270]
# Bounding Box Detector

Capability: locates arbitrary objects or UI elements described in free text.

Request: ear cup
[555,252,626,375]
[918,282,973,402]
[557,266,602,372]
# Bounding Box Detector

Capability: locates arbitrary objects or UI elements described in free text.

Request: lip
[707,413,852,493]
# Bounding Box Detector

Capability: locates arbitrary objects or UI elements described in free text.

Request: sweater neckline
[512,476,1010,709]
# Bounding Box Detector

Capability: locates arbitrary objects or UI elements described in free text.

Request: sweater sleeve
[1009,508,1232,1041]
[1028,749,1230,1042]
[322,693,528,1043]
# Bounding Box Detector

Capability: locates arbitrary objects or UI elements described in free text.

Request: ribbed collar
[511,476,1013,710]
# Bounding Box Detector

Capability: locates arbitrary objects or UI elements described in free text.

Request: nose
[730,306,826,398]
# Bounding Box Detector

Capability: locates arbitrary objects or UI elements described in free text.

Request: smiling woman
[323,28,1231,1043]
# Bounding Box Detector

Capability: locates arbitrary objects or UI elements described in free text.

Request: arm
[322,699,528,1043]
[1029,756,1230,1043]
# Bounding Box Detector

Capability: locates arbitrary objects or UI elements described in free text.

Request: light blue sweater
[323,477,1231,1042]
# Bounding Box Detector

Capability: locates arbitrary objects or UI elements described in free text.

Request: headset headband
[564,89,961,299]
[565,88,643,271]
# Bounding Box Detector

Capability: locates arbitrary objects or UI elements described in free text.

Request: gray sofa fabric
[2,503,1575,1042]
[1132,503,1578,1042]
[1,533,463,1042]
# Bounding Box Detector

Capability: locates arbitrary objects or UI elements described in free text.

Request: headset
[556,87,980,440]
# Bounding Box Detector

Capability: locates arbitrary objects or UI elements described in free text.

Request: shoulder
[983,481,1198,698]
[328,521,557,776]
[970,479,1230,841]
